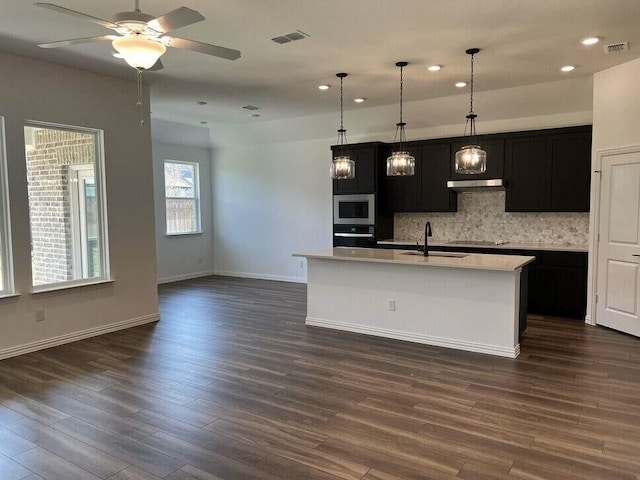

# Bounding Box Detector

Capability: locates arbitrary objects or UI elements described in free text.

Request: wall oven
[333,225,376,248]
[333,194,375,225]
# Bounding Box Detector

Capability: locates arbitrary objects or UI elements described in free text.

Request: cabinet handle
[334,233,374,238]
[633,254,640,257]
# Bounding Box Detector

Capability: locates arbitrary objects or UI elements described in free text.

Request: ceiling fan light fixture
[455,48,487,175]
[112,34,166,70]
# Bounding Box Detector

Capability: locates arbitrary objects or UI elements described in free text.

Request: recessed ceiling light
[455,82,467,88]
[581,37,601,46]
[561,65,575,72]
[318,84,330,90]
[353,98,366,103]
[428,65,442,72]
[196,101,207,106]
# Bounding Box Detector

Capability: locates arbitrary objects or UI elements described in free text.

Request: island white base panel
[305,259,521,358]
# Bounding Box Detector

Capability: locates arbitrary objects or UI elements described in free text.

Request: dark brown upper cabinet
[331,143,382,195]
[548,130,592,212]
[417,142,457,212]
[385,141,456,213]
[385,166,419,212]
[338,125,591,214]
[504,135,549,212]
[505,126,592,212]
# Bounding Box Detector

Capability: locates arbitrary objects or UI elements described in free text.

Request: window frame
[163,159,202,236]
[24,121,110,292]
[0,117,14,296]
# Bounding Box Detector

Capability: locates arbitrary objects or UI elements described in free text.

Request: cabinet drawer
[541,251,587,267]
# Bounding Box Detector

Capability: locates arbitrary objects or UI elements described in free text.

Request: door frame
[588,144,640,326]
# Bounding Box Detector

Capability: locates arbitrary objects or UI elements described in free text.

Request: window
[164,160,201,235]
[0,117,13,295]
[24,122,110,290]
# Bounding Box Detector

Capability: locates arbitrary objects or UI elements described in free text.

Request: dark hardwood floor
[1,275,640,479]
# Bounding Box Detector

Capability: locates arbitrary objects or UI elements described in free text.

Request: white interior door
[596,150,640,336]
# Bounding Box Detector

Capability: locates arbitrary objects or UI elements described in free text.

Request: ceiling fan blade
[147,59,164,71]
[147,7,204,34]
[38,35,117,49]
[163,36,241,61]
[34,3,118,30]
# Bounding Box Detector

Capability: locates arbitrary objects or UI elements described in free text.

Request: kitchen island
[294,248,535,358]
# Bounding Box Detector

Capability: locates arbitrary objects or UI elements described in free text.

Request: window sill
[165,231,203,237]
[31,279,114,296]
[0,293,20,304]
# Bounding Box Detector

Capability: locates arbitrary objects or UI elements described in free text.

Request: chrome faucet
[423,221,432,257]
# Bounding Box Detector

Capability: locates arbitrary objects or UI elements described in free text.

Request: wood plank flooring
[1,275,640,479]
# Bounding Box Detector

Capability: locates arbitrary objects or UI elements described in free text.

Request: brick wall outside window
[26,129,94,286]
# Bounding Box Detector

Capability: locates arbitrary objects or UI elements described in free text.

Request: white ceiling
[0,0,639,126]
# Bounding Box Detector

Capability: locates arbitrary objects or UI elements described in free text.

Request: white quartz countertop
[294,247,535,272]
[378,239,588,253]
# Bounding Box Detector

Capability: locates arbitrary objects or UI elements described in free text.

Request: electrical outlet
[388,299,396,312]
[35,308,45,322]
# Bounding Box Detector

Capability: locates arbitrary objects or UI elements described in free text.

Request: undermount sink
[401,251,468,258]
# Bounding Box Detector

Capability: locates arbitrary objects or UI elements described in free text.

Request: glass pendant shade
[112,35,166,70]
[331,155,356,179]
[386,150,415,176]
[455,145,487,174]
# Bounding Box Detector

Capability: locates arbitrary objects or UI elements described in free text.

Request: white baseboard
[157,270,216,284]
[584,314,595,325]
[0,313,160,361]
[213,269,306,284]
[306,316,519,358]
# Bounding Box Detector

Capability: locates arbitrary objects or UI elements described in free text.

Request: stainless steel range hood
[446,178,505,192]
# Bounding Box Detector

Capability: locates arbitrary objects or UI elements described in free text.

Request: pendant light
[387,61,415,177]
[455,48,487,174]
[330,73,356,180]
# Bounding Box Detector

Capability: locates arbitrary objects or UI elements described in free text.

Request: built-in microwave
[333,194,375,225]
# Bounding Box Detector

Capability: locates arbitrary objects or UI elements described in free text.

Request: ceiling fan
[35,0,241,71]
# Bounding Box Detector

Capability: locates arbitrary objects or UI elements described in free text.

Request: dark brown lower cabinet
[527,251,587,319]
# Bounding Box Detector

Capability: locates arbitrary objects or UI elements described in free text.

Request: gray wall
[586,57,640,322]
[152,140,214,283]
[0,51,158,358]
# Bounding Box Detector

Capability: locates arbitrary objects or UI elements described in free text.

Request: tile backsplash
[394,191,589,245]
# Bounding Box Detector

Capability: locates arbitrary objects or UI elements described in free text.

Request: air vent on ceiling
[604,42,629,54]
[242,105,261,111]
[271,30,310,44]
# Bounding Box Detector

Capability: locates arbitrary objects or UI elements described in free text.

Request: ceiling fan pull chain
[137,69,144,126]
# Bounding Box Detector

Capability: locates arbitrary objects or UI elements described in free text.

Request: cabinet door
[332,146,376,194]
[417,143,457,212]
[548,131,592,212]
[450,138,505,180]
[505,136,548,212]
[386,171,418,212]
